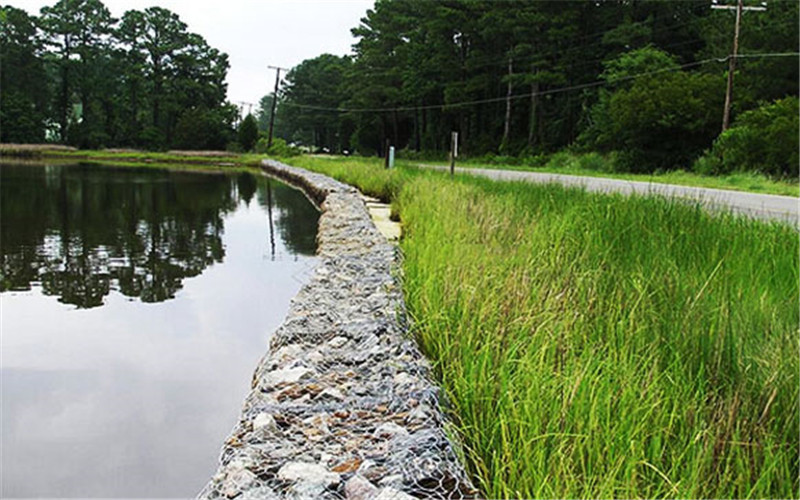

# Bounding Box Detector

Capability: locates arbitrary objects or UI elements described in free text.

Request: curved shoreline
[199,160,475,499]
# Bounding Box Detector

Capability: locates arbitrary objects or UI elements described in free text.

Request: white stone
[221,468,257,498]
[318,387,345,400]
[328,336,349,348]
[345,474,379,500]
[277,461,340,486]
[357,459,377,473]
[393,372,417,387]
[373,422,410,439]
[406,406,428,423]
[290,481,326,500]
[374,486,416,500]
[307,350,324,363]
[378,473,404,488]
[252,413,278,432]
[239,486,277,500]
[272,344,303,363]
[261,367,313,389]
[303,413,331,435]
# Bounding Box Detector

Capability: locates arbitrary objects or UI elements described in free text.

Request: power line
[277,52,796,115]
[735,51,800,58]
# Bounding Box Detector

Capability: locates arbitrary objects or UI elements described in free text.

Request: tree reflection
[258,178,319,256]
[1,164,317,308]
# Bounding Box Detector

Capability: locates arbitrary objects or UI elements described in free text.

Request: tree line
[1,1,235,150]
[267,0,798,175]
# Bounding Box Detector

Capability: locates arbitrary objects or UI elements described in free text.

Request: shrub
[225,141,243,153]
[256,137,299,157]
[576,151,611,172]
[520,154,547,167]
[237,114,259,152]
[546,151,575,169]
[254,137,269,154]
[594,71,723,172]
[691,153,722,176]
[696,97,799,178]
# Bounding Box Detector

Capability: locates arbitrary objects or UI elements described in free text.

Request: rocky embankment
[199,160,475,500]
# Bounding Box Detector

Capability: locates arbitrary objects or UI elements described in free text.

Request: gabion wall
[198,160,476,500]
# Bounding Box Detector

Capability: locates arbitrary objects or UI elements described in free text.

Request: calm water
[0,162,320,498]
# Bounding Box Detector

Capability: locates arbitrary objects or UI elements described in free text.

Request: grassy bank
[290,156,799,499]
[2,146,795,197]
[404,152,799,197]
[0,144,266,167]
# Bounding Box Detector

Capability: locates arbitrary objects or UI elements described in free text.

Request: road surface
[423,165,798,226]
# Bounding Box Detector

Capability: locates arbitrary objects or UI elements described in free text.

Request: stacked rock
[198,160,476,500]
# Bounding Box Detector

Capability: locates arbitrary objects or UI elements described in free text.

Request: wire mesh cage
[199,164,476,500]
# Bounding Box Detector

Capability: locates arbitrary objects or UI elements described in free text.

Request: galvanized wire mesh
[198,162,476,500]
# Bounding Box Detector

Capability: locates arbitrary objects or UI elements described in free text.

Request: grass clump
[399,175,798,498]
[283,156,800,498]
[285,155,410,203]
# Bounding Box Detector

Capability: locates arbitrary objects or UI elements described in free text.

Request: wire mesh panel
[199,162,476,500]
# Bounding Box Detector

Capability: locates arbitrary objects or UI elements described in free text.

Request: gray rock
[345,475,379,500]
[316,387,345,401]
[377,474,404,488]
[221,468,257,498]
[328,336,349,349]
[239,486,277,500]
[374,487,416,500]
[261,367,313,389]
[373,422,409,439]
[252,413,278,432]
[393,372,416,387]
[276,462,339,487]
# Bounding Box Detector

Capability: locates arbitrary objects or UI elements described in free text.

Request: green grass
[7,147,795,197]
[403,152,799,197]
[285,155,411,203]
[290,155,799,499]
[0,144,267,167]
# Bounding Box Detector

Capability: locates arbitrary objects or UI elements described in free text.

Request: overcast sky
[11,0,374,111]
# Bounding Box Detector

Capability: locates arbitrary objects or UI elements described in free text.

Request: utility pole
[234,102,243,127]
[267,66,287,148]
[712,0,767,132]
[449,131,458,177]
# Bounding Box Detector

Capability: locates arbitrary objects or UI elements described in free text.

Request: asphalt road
[425,165,799,226]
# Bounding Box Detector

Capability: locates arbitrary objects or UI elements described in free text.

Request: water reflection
[0,163,317,307]
[1,162,320,498]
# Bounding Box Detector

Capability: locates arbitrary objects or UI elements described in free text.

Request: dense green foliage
[237,114,259,152]
[270,0,797,174]
[598,69,723,171]
[290,156,799,499]
[695,96,799,177]
[1,1,236,149]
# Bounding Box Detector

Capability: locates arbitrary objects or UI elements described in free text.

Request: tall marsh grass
[293,157,799,498]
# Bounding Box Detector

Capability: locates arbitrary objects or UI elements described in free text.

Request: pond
[0,162,320,498]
